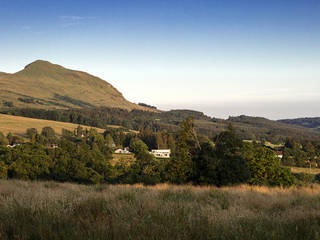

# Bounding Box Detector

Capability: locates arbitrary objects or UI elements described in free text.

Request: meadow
[289,166,320,175]
[0,113,105,136]
[0,180,320,240]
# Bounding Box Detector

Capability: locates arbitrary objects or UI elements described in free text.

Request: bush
[293,173,314,186]
[314,173,320,183]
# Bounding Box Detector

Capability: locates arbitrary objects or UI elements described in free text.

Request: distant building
[6,144,21,148]
[48,144,58,149]
[151,149,171,158]
[275,151,283,159]
[114,148,131,154]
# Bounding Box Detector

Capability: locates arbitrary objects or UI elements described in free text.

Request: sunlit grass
[0,180,320,239]
[0,113,104,136]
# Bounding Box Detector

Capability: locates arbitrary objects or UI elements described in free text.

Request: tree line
[2,107,319,144]
[0,117,299,186]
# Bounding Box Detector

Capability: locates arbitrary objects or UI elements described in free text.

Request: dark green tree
[166,117,197,184]
[215,124,249,186]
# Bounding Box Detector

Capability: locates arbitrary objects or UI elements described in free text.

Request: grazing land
[289,166,320,175]
[0,180,320,240]
[0,113,105,135]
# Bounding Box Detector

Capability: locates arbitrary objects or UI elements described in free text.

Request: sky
[0,0,319,120]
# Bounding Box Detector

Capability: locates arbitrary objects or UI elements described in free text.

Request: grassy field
[289,166,320,175]
[0,180,320,240]
[0,113,105,135]
[111,153,136,166]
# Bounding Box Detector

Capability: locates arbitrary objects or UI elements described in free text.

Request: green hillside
[0,60,150,111]
[227,115,320,142]
[279,117,320,130]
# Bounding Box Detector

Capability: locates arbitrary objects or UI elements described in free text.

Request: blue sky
[0,0,319,119]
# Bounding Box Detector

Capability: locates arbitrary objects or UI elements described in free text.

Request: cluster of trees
[0,127,114,182]
[0,118,296,186]
[281,138,320,168]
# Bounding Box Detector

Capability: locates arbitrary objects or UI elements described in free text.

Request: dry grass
[0,180,320,239]
[0,113,109,135]
[289,166,320,175]
[111,153,136,166]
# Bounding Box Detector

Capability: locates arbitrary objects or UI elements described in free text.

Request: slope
[0,60,150,111]
[0,113,106,136]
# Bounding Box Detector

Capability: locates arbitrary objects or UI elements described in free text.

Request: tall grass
[0,180,320,239]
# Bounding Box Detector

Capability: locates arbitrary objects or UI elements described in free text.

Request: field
[0,180,320,239]
[111,153,136,166]
[289,166,320,175]
[0,113,107,136]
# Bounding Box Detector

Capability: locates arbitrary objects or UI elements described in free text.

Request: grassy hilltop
[0,180,320,240]
[0,60,150,111]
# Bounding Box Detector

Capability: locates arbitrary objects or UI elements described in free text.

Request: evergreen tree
[167,117,197,184]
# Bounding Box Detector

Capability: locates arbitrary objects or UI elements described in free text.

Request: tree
[26,128,37,143]
[128,138,161,185]
[41,127,55,138]
[0,131,9,146]
[130,151,161,185]
[129,138,149,155]
[166,117,197,184]
[215,125,249,186]
[7,132,14,145]
[193,141,218,184]
[105,134,115,148]
[41,126,56,144]
[242,144,295,186]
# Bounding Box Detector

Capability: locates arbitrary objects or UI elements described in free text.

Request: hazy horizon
[1,0,319,119]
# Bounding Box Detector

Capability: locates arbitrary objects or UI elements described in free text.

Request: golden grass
[0,180,320,239]
[289,166,320,175]
[0,113,105,135]
[0,180,320,240]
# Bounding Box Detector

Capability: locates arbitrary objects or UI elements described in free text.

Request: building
[151,149,171,158]
[275,151,283,159]
[114,148,131,154]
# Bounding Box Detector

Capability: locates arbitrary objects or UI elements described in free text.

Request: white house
[114,148,131,154]
[151,149,171,158]
[275,151,283,159]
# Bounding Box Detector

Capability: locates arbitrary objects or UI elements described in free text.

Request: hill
[227,115,320,142]
[0,113,105,136]
[0,60,151,111]
[279,117,320,130]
